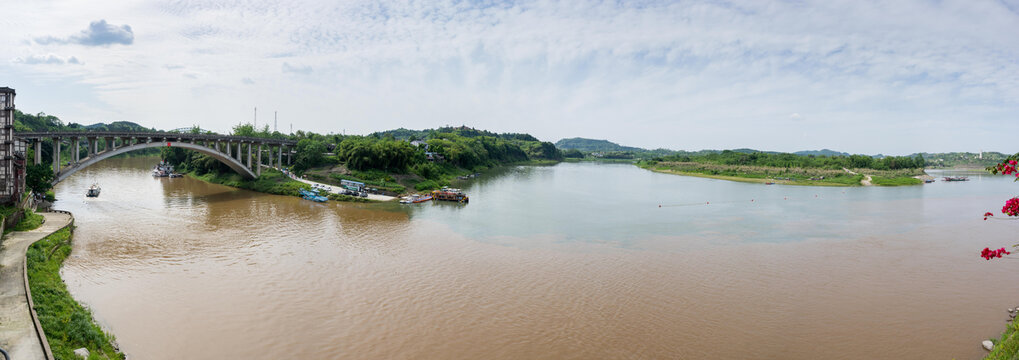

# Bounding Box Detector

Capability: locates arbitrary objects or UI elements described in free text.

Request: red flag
[167,142,171,146]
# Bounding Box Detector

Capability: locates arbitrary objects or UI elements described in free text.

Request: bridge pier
[87,137,97,157]
[257,144,262,177]
[236,142,242,162]
[34,141,40,165]
[246,142,252,170]
[51,138,60,174]
[278,146,283,168]
[71,137,79,164]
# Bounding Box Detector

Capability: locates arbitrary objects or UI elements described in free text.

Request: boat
[943,176,969,182]
[86,183,101,197]
[400,194,433,204]
[152,161,174,177]
[298,188,328,202]
[431,187,469,203]
[764,182,775,185]
[924,179,935,183]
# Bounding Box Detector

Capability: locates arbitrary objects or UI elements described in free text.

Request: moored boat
[943,176,969,182]
[432,187,469,203]
[299,188,328,202]
[86,183,101,197]
[400,194,433,204]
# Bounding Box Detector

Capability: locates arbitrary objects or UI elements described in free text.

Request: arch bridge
[15,131,297,184]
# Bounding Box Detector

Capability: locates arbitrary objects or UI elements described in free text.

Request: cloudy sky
[2,0,1017,155]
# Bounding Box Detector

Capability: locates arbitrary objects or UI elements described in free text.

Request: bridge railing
[14,131,297,146]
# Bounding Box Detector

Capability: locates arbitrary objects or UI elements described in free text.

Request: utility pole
[254,106,257,129]
[274,111,277,132]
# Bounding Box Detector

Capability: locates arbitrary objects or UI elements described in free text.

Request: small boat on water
[400,194,433,204]
[943,176,969,182]
[86,183,101,197]
[764,182,775,185]
[924,179,936,183]
[152,161,176,177]
[299,188,328,202]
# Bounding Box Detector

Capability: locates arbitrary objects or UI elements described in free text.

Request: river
[53,157,1017,359]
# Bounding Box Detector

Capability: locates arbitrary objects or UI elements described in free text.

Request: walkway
[843,168,873,186]
[0,212,72,360]
[285,170,397,202]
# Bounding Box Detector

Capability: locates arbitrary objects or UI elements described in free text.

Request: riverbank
[27,225,124,359]
[301,159,561,196]
[186,168,377,203]
[984,316,1019,359]
[639,161,924,187]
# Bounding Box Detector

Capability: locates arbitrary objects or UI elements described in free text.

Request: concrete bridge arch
[53,141,256,184]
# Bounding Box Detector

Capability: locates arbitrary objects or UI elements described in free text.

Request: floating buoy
[658,204,661,208]
[706,201,709,204]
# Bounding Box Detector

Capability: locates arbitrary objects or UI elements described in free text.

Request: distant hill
[373,126,538,142]
[555,137,644,153]
[13,110,158,132]
[794,149,850,157]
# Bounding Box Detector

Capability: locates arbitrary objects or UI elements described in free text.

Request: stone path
[0,212,72,360]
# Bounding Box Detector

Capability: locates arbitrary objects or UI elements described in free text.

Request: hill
[555,137,644,153]
[794,149,851,157]
[13,110,157,132]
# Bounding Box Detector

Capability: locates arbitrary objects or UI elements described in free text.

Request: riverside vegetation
[637,150,926,186]
[161,124,563,198]
[27,227,125,360]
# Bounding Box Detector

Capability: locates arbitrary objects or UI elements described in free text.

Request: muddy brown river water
[53,157,1017,359]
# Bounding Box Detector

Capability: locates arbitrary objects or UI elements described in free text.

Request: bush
[12,209,44,231]
[415,180,440,191]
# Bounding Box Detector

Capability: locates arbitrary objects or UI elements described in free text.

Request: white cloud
[35,19,134,46]
[13,54,82,65]
[1,0,1017,154]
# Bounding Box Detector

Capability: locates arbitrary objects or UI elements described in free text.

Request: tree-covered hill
[13,110,157,132]
[554,137,645,153]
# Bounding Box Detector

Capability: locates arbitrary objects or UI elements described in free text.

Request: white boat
[86,183,101,197]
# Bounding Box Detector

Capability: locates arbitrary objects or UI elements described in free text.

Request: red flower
[980,247,1011,260]
[1003,198,1019,216]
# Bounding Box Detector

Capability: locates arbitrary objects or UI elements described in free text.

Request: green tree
[293,139,326,172]
[25,163,54,193]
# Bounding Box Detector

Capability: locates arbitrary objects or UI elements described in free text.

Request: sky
[1,0,1017,155]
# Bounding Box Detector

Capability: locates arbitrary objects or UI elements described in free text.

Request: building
[0,87,26,204]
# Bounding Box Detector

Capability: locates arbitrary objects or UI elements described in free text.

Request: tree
[25,163,54,193]
[292,139,326,172]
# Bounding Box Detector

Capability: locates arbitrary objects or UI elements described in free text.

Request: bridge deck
[15,131,297,146]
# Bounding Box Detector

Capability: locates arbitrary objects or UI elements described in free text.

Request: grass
[640,161,922,187]
[27,227,125,360]
[12,209,45,232]
[191,168,309,197]
[985,319,1019,360]
[869,176,923,186]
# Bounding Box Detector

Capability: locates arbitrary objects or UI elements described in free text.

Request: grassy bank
[189,168,375,203]
[644,166,863,186]
[985,320,1019,359]
[869,176,923,186]
[639,161,923,187]
[27,227,125,360]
